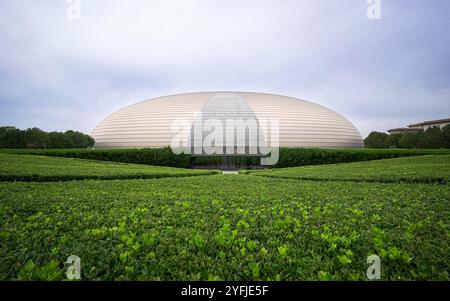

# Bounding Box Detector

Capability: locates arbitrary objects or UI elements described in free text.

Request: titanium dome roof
[92,92,363,149]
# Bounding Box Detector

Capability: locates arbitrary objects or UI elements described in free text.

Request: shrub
[2,147,450,168]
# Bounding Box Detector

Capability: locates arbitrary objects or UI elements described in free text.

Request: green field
[0,154,449,281]
[0,154,217,181]
[250,155,450,184]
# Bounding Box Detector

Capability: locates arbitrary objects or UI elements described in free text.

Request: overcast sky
[0,0,449,138]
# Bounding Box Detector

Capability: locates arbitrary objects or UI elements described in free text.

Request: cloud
[0,0,449,137]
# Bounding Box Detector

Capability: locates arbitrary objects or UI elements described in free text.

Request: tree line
[364,125,450,149]
[0,126,95,149]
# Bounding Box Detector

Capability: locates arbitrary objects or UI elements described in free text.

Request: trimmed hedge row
[0,147,192,168]
[275,148,450,168]
[1,147,450,168]
[0,173,217,183]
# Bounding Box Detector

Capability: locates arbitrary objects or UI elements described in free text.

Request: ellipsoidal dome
[92,92,363,149]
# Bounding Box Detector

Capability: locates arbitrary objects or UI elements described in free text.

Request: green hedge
[1,147,450,168]
[0,147,191,168]
[0,173,218,183]
[275,148,450,167]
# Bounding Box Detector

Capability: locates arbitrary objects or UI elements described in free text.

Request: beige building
[388,118,450,134]
[92,92,363,150]
[408,118,450,131]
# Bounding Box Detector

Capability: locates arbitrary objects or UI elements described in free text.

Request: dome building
[92,92,363,151]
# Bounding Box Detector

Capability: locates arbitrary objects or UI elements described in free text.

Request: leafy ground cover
[0,175,448,280]
[249,155,450,184]
[0,154,217,182]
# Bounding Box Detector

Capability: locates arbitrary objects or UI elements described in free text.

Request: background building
[388,118,450,134]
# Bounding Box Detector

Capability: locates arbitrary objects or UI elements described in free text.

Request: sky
[0,0,449,138]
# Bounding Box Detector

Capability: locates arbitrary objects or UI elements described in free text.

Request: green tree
[423,127,444,148]
[415,132,428,149]
[47,132,73,148]
[64,130,95,148]
[0,127,27,148]
[386,133,402,148]
[442,125,450,148]
[364,132,389,148]
[0,126,95,149]
[399,133,419,149]
[25,127,48,148]
[0,126,15,148]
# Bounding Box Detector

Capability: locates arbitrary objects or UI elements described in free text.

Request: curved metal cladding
[189,93,267,156]
[92,92,363,149]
